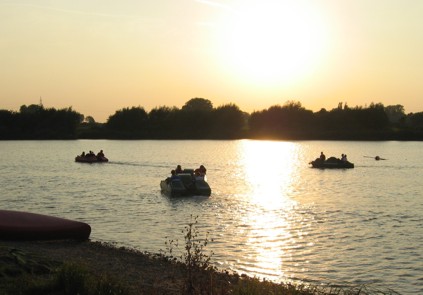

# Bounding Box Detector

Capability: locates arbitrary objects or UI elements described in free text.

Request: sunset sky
[1,0,422,122]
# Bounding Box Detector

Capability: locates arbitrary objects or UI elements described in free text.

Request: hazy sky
[1,0,422,122]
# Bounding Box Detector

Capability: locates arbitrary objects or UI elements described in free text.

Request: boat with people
[0,209,91,241]
[75,150,108,163]
[310,156,354,169]
[160,166,211,197]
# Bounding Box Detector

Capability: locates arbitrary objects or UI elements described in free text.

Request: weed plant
[163,215,218,294]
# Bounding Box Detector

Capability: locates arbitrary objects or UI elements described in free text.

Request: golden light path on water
[234,140,301,280]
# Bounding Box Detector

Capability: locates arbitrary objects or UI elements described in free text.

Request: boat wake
[108,161,169,168]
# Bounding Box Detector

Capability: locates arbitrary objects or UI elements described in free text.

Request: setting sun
[217,1,328,85]
[1,0,422,121]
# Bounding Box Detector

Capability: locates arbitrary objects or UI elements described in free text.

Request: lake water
[1,140,422,294]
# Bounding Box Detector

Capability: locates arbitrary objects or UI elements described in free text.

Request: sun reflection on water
[235,140,301,281]
[239,140,298,210]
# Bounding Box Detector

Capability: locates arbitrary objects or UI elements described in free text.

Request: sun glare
[240,140,297,210]
[218,1,328,85]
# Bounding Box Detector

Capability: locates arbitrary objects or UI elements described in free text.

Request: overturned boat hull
[0,210,91,241]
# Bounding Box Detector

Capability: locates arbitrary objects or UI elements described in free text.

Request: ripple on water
[1,140,423,294]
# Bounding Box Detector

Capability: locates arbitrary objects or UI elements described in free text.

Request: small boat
[0,210,91,241]
[310,157,354,169]
[160,169,211,197]
[75,155,108,163]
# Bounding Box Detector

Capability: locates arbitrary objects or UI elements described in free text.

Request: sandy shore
[1,240,398,295]
[0,239,235,294]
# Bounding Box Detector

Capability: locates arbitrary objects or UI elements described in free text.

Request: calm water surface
[1,140,422,294]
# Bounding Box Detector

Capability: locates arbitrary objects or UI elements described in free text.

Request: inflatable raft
[310,157,354,169]
[160,169,211,197]
[75,155,108,163]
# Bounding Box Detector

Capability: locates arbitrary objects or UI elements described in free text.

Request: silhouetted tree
[178,98,213,138]
[77,115,108,139]
[249,101,313,139]
[3,99,423,140]
[182,98,213,112]
[147,106,180,139]
[210,103,246,138]
[0,104,82,139]
[0,110,19,139]
[106,106,148,138]
[83,116,96,124]
[20,104,43,114]
[312,102,389,139]
[385,105,406,126]
[407,112,423,129]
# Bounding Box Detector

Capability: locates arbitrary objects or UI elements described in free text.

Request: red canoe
[0,210,91,241]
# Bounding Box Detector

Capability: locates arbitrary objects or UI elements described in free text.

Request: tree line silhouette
[1,98,423,140]
[0,104,83,139]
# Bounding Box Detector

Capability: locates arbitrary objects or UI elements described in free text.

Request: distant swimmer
[364,155,386,160]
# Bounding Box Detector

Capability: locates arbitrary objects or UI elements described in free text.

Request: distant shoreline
[2,101,423,141]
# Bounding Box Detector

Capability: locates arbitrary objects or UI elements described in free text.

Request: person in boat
[319,152,326,161]
[97,150,105,158]
[194,168,204,180]
[341,154,347,162]
[198,165,207,176]
[175,165,183,174]
[166,169,180,184]
[80,151,86,157]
